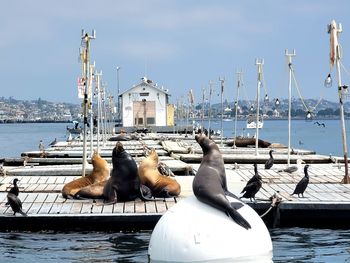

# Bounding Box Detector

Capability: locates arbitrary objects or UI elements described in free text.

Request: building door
[133,100,156,127]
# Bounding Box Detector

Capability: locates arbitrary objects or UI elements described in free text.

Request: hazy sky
[1,0,349,104]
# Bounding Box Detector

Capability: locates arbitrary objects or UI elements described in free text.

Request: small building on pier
[119,77,174,128]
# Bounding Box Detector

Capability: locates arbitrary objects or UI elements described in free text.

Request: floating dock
[0,133,349,231]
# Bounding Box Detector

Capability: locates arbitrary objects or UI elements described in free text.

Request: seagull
[7,193,27,216]
[265,150,274,169]
[240,164,262,202]
[314,121,326,127]
[291,164,310,198]
[278,159,305,174]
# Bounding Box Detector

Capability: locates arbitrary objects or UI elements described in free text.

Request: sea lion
[75,180,108,199]
[138,149,181,198]
[61,152,110,199]
[192,133,251,230]
[103,142,142,203]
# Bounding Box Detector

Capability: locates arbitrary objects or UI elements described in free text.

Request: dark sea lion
[193,133,251,230]
[103,142,142,203]
[61,152,110,199]
[138,149,181,198]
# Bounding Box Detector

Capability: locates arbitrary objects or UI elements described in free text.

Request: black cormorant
[265,150,274,169]
[7,193,27,216]
[5,178,19,205]
[291,164,310,198]
[240,164,262,202]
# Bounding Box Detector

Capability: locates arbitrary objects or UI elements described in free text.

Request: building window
[140,92,149,96]
[147,117,155,125]
[135,118,143,125]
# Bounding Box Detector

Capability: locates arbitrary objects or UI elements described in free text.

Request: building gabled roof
[119,77,170,97]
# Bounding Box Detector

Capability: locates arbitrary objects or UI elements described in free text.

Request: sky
[0,0,350,105]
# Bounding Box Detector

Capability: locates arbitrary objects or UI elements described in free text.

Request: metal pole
[201,87,205,130]
[219,77,225,146]
[285,49,296,167]
[255,59,264,156]
[208,81,213,138]
[96,71,101,153]
[81,29,95,177]
[234,70,242,148]
[331,21,349,183]
[89,62,95,157]
[116,66,121,122]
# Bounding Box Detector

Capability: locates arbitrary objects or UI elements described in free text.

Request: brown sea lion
[103,142,143,203]
[138,149,181,198]
[193,133,251,230]
[61,152,110,199]
[75,180,108,199]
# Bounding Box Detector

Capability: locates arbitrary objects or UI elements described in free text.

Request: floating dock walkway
[0,133,349,231]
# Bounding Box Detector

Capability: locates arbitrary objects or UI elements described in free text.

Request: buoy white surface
[148,195,272,263]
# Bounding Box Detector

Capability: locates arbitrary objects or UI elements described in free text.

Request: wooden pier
[0,133,349,231]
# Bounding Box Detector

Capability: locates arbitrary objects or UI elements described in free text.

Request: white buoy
[148,195,273,263]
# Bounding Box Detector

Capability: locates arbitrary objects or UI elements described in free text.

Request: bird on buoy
[7,193,27,216]
[291,164,310,198]
[5,178,20,205]
[240,164,262,202]
[264,150,274,169]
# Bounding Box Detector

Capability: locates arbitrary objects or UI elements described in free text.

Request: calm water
[1,120,350,262]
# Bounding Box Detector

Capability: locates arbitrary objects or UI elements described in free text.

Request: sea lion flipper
[227,208,251,230]
[225,191,240,200]
[230,201,244,210]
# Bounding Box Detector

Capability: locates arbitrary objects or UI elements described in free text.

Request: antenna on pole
[255,59,264,156]
[285,49,296,167]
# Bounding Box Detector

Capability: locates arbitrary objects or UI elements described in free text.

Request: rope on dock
[260,193,282,218]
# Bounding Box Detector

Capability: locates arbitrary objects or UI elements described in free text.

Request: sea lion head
[195,133,218,154]
[91,150,101,165]
[149,148,158,162]
[112,142,125,159]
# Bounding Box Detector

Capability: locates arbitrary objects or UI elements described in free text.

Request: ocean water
[1,120,350,262]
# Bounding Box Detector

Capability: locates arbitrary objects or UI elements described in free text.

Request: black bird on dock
[5,178,19,205]
[240,164,262,202]
[7,193,27,216]
[245,163,260,186]
[265,150,274,169]
[9,178,19,196]
[291,164,310,198]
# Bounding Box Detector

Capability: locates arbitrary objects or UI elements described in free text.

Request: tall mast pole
[255,59,264,156]
[95,71,101,153]
[285,49,296,167]
[208,81,213,138]
[89,62,95,157]
[328,20,349,183]
[219,77,225,146]
[201,87,205,130]
[234,70,242,148]
[81,29,95,177]
[116,66,121,122]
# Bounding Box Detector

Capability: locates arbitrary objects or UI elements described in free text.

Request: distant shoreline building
[119,77,174,128]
